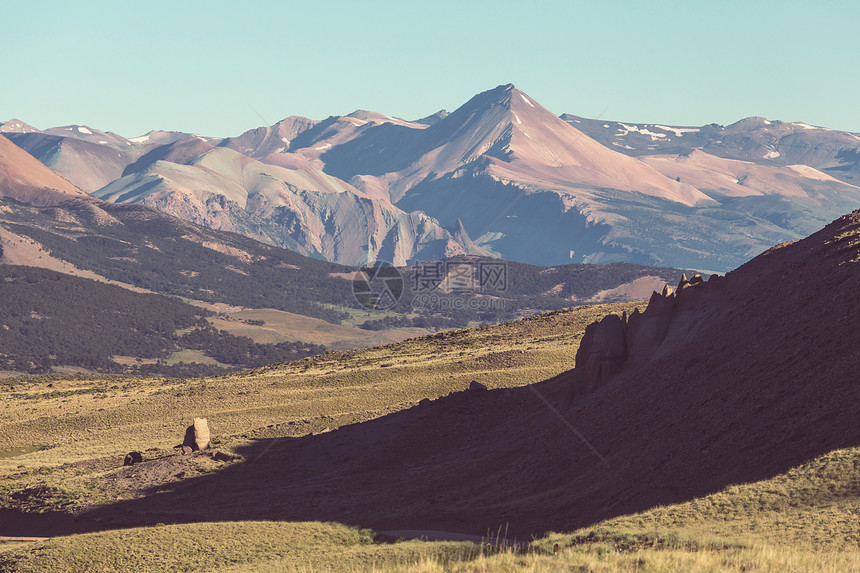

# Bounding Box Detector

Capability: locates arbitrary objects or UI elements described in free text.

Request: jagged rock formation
[573,272,716,398]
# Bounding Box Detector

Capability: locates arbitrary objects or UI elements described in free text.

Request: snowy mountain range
[3,84,860,271]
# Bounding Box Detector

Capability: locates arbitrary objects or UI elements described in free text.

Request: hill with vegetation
[0,265,325,376]
[0,198,355,323]
[0,210,858,571]
[0,194,694,373]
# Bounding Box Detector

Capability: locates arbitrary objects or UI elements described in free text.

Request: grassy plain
[206,306,426,349]
[1,300,857,572]
[0,303,636,489]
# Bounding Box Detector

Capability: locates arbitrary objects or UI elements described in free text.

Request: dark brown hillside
[81,211,860,537]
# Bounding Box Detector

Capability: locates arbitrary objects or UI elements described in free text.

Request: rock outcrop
[572,313,628,397]
[573,273,715,398]
[180,418,211,452]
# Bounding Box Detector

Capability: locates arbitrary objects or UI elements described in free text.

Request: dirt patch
[585,275,668,303]
[0,226,153,294]
[97,450,241,501]
[329,271,359,280]
[474,349,527,368]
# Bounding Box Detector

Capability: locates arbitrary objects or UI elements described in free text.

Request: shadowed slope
[81,211,860,537]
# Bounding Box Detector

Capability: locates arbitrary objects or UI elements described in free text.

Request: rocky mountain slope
[564,113,860,185]
[7,86,860,270]
[93,136,476,266]
[0,141,695,372]
[2,125,159,193]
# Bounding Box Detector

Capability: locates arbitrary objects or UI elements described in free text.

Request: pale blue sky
[3,0,858,137]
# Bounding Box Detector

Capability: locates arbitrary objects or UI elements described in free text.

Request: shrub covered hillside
[0,265,325,374]
[0,200,355,324]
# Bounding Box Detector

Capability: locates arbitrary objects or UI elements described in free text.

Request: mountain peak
[488,82,516,98]
[343,110,425,129]
[274,115,315,127]
[42,124,133,146]
[0,118,40,134]
[127,130,190,146]
[464,84,543,114]
[727,116,777,131]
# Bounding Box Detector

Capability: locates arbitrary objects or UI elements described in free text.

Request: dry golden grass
[207,306,426,350]
[0,302,641,499]
[2,300,857,572]
[384,544,860,573]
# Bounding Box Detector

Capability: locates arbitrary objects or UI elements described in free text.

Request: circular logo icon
[352,261,403,310]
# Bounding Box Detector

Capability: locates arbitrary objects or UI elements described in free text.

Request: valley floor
[0,302,857,571]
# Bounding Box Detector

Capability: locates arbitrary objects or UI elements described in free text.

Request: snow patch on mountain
[617,123,667,140]
[0,120,39,134]
[654,125,700,137]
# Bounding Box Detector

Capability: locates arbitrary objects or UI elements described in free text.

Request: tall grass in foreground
[376,544,860,573]
[3,529,858,573]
